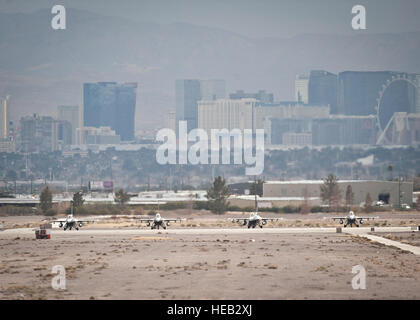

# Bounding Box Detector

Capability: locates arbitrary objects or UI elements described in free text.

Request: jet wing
[261,218,282,222]
[355,217,376,221]
[163,218,183,223]
[75,220,94,224]
[51,219,66,223]
[230,218,249,222]
[136,218,155,222]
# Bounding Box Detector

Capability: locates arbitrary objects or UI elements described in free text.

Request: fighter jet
[231,212,282,228]
[136,213,183,230]
[331,211,375,228]
[231,193,282,228]
[52,214,92,231]
[51,202,93,231]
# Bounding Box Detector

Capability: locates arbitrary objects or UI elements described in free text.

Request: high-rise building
[176,79,201,130]
[308,70,338,114]
[269,118,312,145]
[230,90,274,104]
[176,79,226,130]
[253,103,330,132]
[337,71,419,130]
[197,98,255,135]
[54,120,72,150]
[57,105,80,144]
[164,110,176,131]
[83,82,137,141]
[268,115,377,146]
[77,126,121,145]
[18,114,72,153]
[311,115,377,146]
[0,96,10,139]
[295,74,309,104]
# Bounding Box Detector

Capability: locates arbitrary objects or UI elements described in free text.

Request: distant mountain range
[1,8,419,129]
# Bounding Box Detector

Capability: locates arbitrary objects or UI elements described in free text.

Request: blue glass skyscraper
[83,82,137,141]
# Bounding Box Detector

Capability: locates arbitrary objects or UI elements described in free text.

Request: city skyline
[1,5,420,130]
[3,67,420,151]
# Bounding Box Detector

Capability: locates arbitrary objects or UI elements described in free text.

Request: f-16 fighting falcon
[232,212,282,228]
[136,213,183,230]
[331,211,376,227]
[52,201,93,230]
[231,193,282,228]
[52,213,92,231]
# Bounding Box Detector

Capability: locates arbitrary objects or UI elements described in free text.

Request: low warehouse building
[263,180,413,207]
[229,195,321,209]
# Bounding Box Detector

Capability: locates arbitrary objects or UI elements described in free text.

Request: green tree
[365,192,373,213]
[206,176,231,214]
[72,191,84,210]
[39,185,53,213]
[114,188,130,207]
[345,185,354,208]
[320,174,342,211]
[300,187,310,214]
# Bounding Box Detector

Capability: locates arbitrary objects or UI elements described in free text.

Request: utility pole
[254,175,258,213]
[398,175,402,209]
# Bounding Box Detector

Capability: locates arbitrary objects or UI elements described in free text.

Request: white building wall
[198,98,255,135]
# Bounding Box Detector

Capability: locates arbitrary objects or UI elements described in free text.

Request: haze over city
[0,0,420,305]
[1,0,420,129]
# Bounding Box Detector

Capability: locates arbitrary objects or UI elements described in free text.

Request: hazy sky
[1,0,420,38]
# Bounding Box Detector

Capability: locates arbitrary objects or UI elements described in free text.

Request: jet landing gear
[344,223,359,228]
[151,224,166,230]
[248,222,261,229]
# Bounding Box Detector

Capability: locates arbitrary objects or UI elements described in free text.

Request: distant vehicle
[135,213,183,230]
[401,203,411,210]
[375,200,385,207]
[231,194,282,228]
[331,211,375,228]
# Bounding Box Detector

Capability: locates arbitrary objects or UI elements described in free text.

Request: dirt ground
[1,228,419,300]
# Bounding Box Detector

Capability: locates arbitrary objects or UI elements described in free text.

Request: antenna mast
[254,176,258,213]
